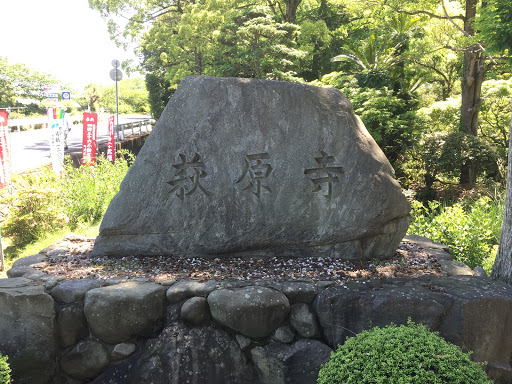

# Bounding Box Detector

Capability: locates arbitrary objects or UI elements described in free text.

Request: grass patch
[0,224,99,279]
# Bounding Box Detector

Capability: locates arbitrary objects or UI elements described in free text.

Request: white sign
[50,120,65,174]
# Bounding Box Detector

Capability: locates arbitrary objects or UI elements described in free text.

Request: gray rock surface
[473,266,488,277]
[487,363,512,384]
[236,334,252,350]
[290,303,320,338]
[128,323,256,384]
[251,339,332,384]
[51,278,105,304]
[166,279,217,303]
[6,254,47,278]
[438,259,474,276]
[60,340,110,380]
[43,275,66,290]
[84,281,166,343]
[434,277,512,365]
[93,76,410,260]
[111,343,137,361]
[315,277,453,347]
[272,326,295,343]
[208,286,290,338]
[57,303,89,347]
[180,296,211,325]
[0,278,56,384]
[281,282,318,303]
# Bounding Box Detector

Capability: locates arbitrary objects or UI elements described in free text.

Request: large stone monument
[92,76,410,260]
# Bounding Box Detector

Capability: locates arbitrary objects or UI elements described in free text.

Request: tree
[491,109,512,283]
[214,6,305,79]
[478,0,512,283]
[479,79,512,159]
[82,84,101,112]
[99,77,150,114]
[0,56,58,110]
[145,72,174,118]
[354,0,508,187]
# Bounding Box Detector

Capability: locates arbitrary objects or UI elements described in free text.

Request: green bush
[61,151,133,229]
[0,150,133,248]
[1,187,67,245]
[317,321,492,384]
[0,353,11,384]
[408,195,503,273]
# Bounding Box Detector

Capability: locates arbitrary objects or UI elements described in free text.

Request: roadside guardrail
[116,119,155,140]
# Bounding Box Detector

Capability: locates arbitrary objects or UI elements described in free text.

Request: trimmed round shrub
[317,321,492,384]
[0,353,11,384]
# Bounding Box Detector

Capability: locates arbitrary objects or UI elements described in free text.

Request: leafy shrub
[417,97,460,134]
[406,131,500,198]
[317,321,492,384]
[1,187,67,245]
[408,196,503,273]
[1,150,133,248]
[479,78,512,160]
[0,353,11,384]
[61,151,133,229]
[423,132,499,183]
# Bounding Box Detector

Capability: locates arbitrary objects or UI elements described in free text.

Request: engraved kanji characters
[167,149,343,201]
[167,153,213,200]
[304,151,343,200]
[236,152,272,198]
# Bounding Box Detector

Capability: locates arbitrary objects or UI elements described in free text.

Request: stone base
[2,237,509,384]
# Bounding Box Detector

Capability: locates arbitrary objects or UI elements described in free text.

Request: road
[8,115,152,174]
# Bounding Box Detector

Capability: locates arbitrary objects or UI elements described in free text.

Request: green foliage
[0,353,11,384]
[418,132,499,190]
[61,152,133,229]
[145,73,175,119]
[0,56,58,110]
[296,19,333,80]
[76,79,150,115]
[317,320,492,384]
[1,187,68,245]
[213,6,306,80]
[332,33,397,72]
[1,151,133,249]
[408,196,504,273]
[321,74,422,172]
[479,78,512,158]
[418,78,511,159]
[99,78,150,114]
[475,0,512,54]
[418,97,461,134]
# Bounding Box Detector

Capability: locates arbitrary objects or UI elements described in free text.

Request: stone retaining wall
[1,236,512,384]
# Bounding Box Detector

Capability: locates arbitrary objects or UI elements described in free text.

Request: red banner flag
[82,112,98,165]
[0,111,10,189]
[107,115,116,162]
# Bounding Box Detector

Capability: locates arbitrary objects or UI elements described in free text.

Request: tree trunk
[491,100,512,283]
[459,0,486,187]
[460,50,485,137]
[285,0,302,23]
[194,48,203,75]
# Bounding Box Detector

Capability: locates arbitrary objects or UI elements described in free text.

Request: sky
[0,0,139,92]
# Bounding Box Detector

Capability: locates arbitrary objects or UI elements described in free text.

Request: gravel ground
[42,237,446,284]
